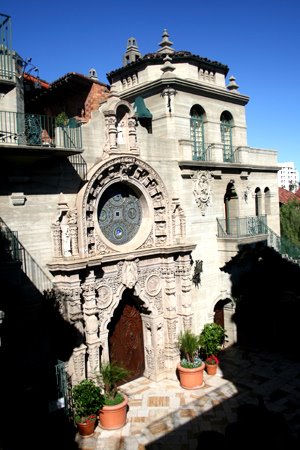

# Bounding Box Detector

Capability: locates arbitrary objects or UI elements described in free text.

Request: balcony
[0,14,15,92]
[0,111,83,159]
[216,216,269,264]
[179,141,278,169]
[217,215,267,239]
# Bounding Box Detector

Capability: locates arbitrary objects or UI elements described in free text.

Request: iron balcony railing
[217,215,300,262]
[0,217,53,293]
[0,14,14,82]
[217,215,267,239]
[192,143,240,163]
[0,111,82,149]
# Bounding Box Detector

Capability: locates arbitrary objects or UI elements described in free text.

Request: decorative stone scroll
[192,170,212,216]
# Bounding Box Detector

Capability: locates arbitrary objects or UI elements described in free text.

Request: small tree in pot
[199,323,227,375]
[177,329,205,389]
[96,362,130,430]
[71,378,103,437]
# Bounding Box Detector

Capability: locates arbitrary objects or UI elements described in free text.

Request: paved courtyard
[76,346,300,450]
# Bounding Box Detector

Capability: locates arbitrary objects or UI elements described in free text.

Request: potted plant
[177,329,205,389]
[55,112,68,147]
[71,378,103,437]
[55,111,69,127]
[199,323,227,375]
[96,361,130,430]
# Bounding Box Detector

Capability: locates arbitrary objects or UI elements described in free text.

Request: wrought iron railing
[0,14,14,82]
[0,217,53,293]
[217,215,267,238]
[54,360,71,416]
[192,143,240,163]
[68,153,87,179]
[255,216,300,261]
[217,215,300,262]
[0,111,82,149]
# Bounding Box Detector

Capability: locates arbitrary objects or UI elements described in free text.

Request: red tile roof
[279,187,299,204]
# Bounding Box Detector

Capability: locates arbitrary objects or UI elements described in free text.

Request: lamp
[16,55,41,88]
[161,85,177,113]
[192,260,203,287]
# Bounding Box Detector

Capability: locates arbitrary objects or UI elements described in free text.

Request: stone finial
[160,54,176,75]
[227,75,239,92]
[57,192,68,210]
[158,29,175,55]
[123,37,142,66]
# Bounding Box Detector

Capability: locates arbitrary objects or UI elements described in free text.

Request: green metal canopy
[134,96,152,119]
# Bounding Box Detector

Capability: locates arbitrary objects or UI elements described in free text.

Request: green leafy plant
[55,111,69,127]
[71,378,103,424]
[199,323,227,361]
[177,329,203,368]
[96,362,130,406]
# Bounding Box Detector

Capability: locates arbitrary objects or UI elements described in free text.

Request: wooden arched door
[108,289,145,383]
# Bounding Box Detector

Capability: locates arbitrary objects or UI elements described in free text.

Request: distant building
[278,162,299,192]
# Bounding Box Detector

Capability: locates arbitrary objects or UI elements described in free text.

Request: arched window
[220,111,233,162]
[264,187,271,215]
[224,180,239,234]
[190,105,205,160]
[255,187,262,216]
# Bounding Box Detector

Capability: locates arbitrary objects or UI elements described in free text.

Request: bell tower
[123,37,141,66]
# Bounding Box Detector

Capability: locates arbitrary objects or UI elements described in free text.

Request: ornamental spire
[158,29,175,55]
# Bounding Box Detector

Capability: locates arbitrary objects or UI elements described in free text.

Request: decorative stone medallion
[145,274,162,296]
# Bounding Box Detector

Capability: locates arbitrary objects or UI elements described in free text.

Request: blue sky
[2,0,300,173]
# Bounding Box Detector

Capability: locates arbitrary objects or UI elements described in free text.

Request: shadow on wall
[220,241,300,353]
[143,241,300,449]
[0,257,84,450]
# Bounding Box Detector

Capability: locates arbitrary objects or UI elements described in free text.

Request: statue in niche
[117,120,125,144]
[122,260,138,289]
[61,213,71,256]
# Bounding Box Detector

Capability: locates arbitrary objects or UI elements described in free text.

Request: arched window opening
[220,111,233,162]
[264,187,271,215]
[255,187,262,216]
[190,105,205,161]
[224,180,239,234]
[116,105,130,145]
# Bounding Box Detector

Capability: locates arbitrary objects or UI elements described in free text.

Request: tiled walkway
[76,346,300,450]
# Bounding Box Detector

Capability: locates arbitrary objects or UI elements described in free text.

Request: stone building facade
[0,20,280,386]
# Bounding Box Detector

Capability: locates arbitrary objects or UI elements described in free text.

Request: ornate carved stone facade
[49,127,194,384]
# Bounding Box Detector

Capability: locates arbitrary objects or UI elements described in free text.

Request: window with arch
[264,187,271,215]
[255,187,262,216]
[220,111,233,162]
[190,105,205,160]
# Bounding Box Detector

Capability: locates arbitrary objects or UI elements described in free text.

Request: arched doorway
[108,289,145,383]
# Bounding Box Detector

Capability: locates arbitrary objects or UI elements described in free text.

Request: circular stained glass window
[98,183,142,245]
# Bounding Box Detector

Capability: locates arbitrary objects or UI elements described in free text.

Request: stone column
[82,270,101,378]
[51,223,62,257]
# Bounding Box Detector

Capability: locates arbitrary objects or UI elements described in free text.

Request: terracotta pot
[76,418,96,437]
[177,362,205,389]
[205,362,218,375]
[99,394,128,430]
